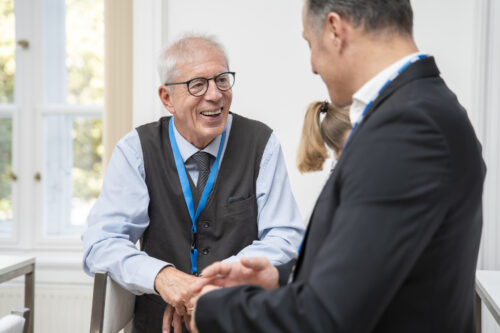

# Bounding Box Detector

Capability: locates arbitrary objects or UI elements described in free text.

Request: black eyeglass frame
[164,71,236,97]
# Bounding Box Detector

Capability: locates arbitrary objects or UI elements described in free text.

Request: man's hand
[191,257,279,295]
[162,305,194,333]
[155,266,198,316]
[162,305,182,333]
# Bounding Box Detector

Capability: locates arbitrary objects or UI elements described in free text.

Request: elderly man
[188,1,486,332]
[82,35,304,332]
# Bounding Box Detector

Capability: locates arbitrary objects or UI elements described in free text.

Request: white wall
[412,0,477,121]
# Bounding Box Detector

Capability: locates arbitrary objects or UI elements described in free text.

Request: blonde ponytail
[297,101,352,173]
[297,102,329,173]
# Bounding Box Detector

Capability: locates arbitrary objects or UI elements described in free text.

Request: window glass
[0,0,15,104]
[42,0,104,237]
[0,0,15,237]
[66,0,104,104]
[0,116,13,236]
[43,115,102,236]
[44,0,104,104]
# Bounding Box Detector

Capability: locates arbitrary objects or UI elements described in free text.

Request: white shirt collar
[172,114,232,163]
[349,51,427,125]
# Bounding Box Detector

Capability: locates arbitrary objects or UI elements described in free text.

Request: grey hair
[157,33,230,85]
[305,0,413,36]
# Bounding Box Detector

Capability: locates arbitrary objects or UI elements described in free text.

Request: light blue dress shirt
[82,114,305,295]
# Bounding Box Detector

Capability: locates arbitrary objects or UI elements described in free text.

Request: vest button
[202,221,210,228]
[202,248,210,255]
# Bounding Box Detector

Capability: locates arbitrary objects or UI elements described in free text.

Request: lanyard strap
[168,119,226,274]
[343,54,429,150]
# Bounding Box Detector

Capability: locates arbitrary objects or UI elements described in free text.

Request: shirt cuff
[134,256,174,295]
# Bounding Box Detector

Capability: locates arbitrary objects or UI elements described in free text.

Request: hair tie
[319,101,329,114]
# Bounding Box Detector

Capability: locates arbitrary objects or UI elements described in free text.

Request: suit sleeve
[195,108,453,332]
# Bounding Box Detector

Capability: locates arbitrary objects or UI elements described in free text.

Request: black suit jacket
[196,57,486,333]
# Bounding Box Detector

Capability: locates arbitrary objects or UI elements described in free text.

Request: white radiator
[0,283,93,333]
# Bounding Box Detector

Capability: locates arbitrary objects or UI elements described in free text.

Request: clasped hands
[154,257,279,333]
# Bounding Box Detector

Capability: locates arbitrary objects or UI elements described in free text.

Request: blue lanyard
[168,119,226,274]
[343,54,428,150]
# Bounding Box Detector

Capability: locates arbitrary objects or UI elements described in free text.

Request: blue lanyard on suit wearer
[342,54,429,151]
[168,119,226,275]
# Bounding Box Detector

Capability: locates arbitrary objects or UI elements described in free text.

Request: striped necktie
[191,151,213,196]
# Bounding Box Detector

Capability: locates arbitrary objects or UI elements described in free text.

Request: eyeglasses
[164,71,236,97]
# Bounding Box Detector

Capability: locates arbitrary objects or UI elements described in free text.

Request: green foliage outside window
[0,118,12,221]
[66,0,104,105]
[66,0,104,211]
[0,0,15,104]
[72,118,103,202]
[0,0,14,222]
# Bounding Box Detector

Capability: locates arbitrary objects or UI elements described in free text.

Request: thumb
[240,257,269,271]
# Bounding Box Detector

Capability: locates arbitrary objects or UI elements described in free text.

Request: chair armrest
[10,308,30,333]
[90,272,136,333]
[90,272,108,333]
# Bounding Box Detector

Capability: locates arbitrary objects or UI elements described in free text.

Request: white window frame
[0,0,104,252]
[34,106,103,249]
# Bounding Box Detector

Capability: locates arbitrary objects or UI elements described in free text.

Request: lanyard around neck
[343,54,429,151]
[168,119,226,274]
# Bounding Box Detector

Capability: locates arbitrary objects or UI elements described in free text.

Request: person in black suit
[186,1,486,332]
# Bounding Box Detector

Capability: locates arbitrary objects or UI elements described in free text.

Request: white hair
[157,33,230,85]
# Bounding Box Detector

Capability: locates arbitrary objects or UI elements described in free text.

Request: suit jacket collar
[368,57,439,109]
[363,56,440,123]
[350,52,428,126]
[338,56,441,164]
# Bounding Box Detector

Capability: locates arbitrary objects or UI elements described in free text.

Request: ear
[158,86,176,115]
[324,12,348,50]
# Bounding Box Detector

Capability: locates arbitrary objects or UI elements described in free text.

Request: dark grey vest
[133,113,272,332]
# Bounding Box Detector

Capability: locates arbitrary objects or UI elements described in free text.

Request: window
[0,117,13,236]
[0,0,104,246]
[42,0,104,237]
[0,0,15,237]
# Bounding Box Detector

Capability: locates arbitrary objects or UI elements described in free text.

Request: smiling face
[159,47,232,149]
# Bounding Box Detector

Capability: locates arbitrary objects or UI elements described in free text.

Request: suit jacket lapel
[292,166,341,280]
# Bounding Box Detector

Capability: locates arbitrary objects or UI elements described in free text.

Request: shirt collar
[172,114,232,163]
[349,51,427,125]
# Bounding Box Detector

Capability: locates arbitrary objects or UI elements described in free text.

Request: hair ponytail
[297,101,352,173]
[297,102,329,173]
